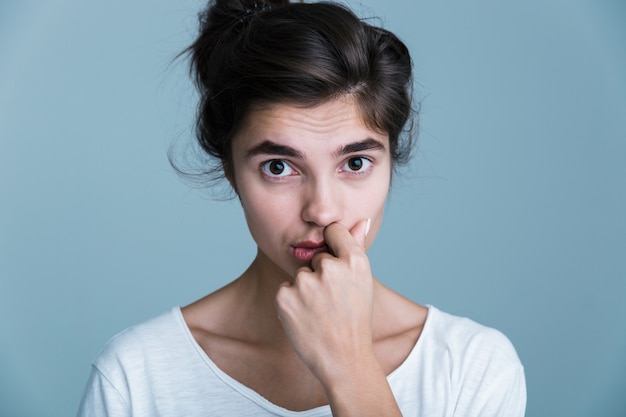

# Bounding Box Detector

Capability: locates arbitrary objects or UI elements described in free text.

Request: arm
[275,220,402,417]
[321,350,402,417]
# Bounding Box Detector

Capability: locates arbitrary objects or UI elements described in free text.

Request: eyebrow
[335,138,386,157]
[246,141,304,159]
[245,138,386,159]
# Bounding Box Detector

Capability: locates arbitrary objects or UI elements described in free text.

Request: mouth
[291,241,329,263]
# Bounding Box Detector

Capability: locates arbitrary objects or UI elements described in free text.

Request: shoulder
[424,306,522,369]
[418,306,525,396]
[92,307,188,374]
[419,306,526,414]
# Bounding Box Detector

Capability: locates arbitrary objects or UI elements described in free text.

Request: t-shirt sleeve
[464,361,526,417]
[76,365,131,417]
[454,328,527,417]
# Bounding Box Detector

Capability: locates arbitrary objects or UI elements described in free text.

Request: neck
[230,249,293,344]
[237,248,397,343]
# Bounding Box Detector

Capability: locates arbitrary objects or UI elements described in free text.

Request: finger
[310,250,336,272]
[295,265,313,275]
[274,281,292,314]
[290,265,312,283]
[350,218,371,250]
[323,220,367,259]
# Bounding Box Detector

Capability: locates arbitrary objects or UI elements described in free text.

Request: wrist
[322,353,401,417]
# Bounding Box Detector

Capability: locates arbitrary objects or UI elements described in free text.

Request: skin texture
[182,97,428,415]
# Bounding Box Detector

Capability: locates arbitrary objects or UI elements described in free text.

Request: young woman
[78,1,526,416]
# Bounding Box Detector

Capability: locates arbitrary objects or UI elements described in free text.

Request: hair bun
[209,0,290,28]
[194,0,290,61]
[218,0,290,13]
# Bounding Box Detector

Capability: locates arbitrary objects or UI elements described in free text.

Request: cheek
[239,187,295,239]
[364,200,385,249]
[360,179,389,248]
[240,193,271,230]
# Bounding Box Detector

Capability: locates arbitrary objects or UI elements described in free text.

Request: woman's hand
[275,218,374,384]
[275,219,402,416]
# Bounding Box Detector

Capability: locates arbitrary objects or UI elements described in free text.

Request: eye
[261,159,295,178]
[342,157,372,173]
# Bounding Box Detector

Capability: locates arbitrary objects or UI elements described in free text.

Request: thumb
[349,218,371,250]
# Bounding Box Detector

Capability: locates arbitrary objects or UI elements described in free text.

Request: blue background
[1,0,624,416]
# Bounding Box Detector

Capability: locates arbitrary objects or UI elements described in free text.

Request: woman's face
[230,97,391,279]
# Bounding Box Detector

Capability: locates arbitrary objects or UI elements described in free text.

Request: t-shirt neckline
[172,304,435,416]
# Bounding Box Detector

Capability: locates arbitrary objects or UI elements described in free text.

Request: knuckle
[291,269,315,290]
[298,274,317,292]
[346,249,368,269]
[351,259,370,275]
[275,285,291,305]
[296,266,311,275]
[317,256,335,270]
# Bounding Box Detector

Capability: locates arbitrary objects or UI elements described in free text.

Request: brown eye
[342,157,372,174]
[347,157,363,171]
[261,159,294,177]
[268,160,284,175]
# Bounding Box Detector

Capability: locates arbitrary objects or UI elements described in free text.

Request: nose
[300,178,343,227]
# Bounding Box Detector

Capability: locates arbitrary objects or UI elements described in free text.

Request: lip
[291,240,329,263]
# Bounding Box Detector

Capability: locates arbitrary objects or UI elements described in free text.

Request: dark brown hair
[180,0,416,186]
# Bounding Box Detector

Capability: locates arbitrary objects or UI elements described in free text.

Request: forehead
[233,98,388,150]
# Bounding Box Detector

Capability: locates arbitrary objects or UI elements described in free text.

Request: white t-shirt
[77,306,526,416]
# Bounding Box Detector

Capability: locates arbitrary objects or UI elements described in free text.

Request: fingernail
[365,218,371,237]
